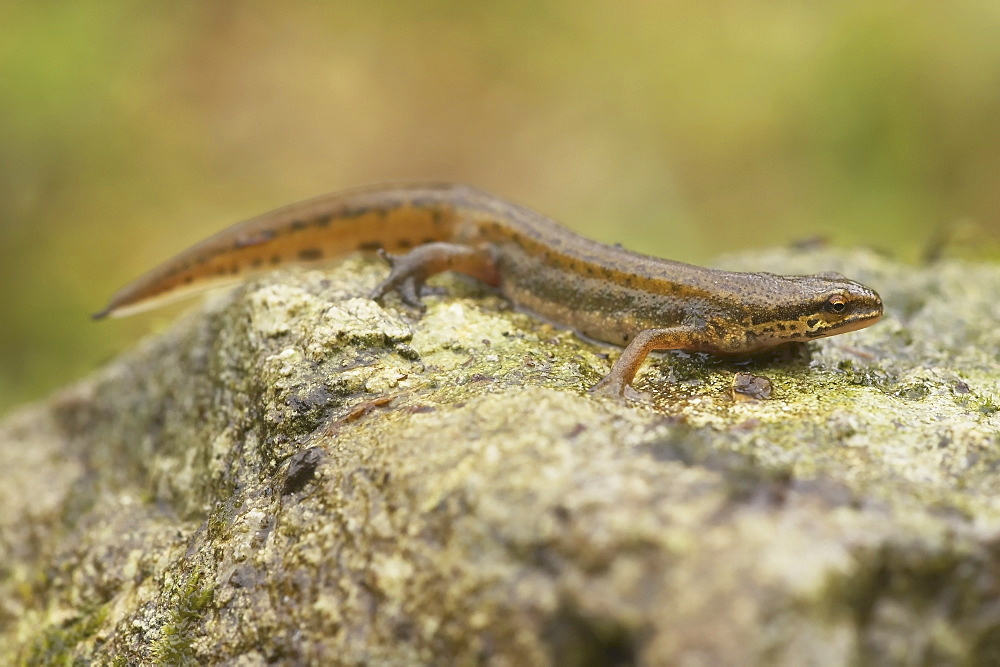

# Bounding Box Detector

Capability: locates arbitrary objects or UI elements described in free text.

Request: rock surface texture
[2,249,1000,665]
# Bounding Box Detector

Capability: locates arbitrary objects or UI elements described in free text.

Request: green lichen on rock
[2,250,1000,664]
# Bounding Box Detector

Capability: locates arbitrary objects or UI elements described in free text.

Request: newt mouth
[828,310,883,336]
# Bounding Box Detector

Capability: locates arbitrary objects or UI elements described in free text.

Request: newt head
[737,272,883,352]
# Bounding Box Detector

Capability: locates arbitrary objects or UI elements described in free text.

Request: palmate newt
[94,183,883,397]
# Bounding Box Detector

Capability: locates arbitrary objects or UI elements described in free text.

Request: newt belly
[95,183,883,397]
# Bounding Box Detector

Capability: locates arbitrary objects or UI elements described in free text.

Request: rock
[2,250,1000,665]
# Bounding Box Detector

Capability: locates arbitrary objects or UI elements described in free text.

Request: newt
[94,183,883,397]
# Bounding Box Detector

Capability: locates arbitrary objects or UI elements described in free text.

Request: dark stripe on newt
[298,247,324,261]
[341,205,372,219]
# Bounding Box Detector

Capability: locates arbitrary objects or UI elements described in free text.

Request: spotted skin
[95,183,883,397]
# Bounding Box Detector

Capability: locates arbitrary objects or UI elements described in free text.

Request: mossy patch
[149,573,214,666]
[23,603,110,665]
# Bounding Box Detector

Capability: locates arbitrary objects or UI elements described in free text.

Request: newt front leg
[589,326,705,399]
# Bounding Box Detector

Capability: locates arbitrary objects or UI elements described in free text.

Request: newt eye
[824,294,847,314]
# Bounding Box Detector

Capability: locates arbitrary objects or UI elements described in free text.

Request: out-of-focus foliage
[2,1,999,414]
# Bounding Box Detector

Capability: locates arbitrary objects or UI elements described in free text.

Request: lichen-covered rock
[2,250,1000,665]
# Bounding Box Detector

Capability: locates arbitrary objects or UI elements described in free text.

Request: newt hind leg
[370,242,499,310]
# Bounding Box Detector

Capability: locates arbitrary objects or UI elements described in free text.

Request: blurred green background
[3,1,1000,416]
